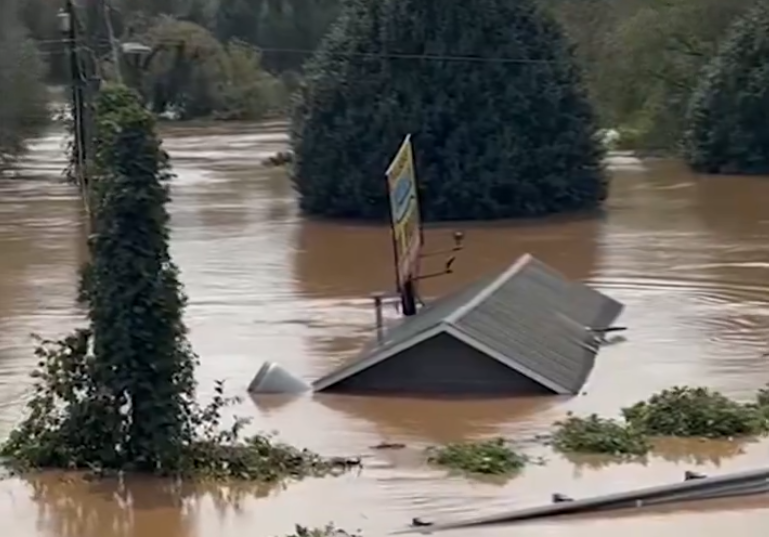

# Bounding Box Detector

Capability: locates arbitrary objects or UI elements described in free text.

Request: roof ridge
[444,253,533,325]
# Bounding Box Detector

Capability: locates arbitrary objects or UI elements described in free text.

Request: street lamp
[56,8,71,35]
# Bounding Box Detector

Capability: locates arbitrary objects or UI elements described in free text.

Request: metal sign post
[385,135,423,316]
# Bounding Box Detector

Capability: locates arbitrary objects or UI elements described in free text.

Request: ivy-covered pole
[2,84,341,482]
[87,84,198,471]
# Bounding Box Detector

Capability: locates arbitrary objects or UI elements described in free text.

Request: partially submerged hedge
[552,414,651,457]
[552,385,769,456]
[427,437,529,476]
[622,386,769,438]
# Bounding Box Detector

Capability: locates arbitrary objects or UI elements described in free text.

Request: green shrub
[683,3,769,174]
[138,18,286,120]
[215,40,288,120]
[291,0,606,221]
[427,438,528,475]
[552,413,651,456]
[621,386,769,439]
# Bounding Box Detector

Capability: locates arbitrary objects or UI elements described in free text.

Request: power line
[33,38,560,65]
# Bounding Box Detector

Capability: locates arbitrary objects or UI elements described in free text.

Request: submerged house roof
[312,254,624,396]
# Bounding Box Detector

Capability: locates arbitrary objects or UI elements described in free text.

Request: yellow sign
[385,134,422,287]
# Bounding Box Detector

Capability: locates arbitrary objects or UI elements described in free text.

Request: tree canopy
[683,2,769,174]
[291,0,606,222]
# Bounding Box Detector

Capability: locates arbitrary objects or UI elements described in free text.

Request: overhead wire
[32,37,561,64]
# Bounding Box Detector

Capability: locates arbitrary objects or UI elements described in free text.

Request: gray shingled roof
[312,254,623,394]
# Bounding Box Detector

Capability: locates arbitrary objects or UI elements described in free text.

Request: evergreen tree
[683,2,769,174]
[215,0,340,73]
[291,0,606,221]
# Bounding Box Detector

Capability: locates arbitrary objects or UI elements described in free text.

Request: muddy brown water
[1,122,768,536]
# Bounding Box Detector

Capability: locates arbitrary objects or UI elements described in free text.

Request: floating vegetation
[427,437,529,476]
[552,385,769,456]
[622,386,769,439]
[552,413,651,457]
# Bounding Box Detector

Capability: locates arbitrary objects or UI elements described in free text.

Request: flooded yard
[0,122,767,536]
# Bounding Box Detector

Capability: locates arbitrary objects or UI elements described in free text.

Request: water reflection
[292,216,603,301]
[315,394,558,444]
[563,437,751,472]
[686,170,769,378]
[23,472,272,537]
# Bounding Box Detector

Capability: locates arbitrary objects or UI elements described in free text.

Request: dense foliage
[11,0,762,145]
[545,0,756,152]
[137,18,287,120]
[0,0,48,170]
[426,438,529,476]
[1,85,337,481]
[215,0,341,73]
[552,385,769,456]
[552,414,650,457]
[621,386,769,438]
[683,2,769,174]
[291,0,606,221]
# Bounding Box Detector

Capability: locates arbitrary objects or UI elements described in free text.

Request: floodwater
[1,122,768,536]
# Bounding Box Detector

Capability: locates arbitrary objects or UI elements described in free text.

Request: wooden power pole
[61,0,96,220]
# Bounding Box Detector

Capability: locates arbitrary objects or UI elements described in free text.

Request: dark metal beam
[397,467,769,533]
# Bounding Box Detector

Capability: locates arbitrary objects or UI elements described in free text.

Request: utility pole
[60,0,86,186]
[102,0,123,83]
[59,0,98,224]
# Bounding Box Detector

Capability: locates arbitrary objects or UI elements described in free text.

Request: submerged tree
[291,0,606,221]
[683,3,769,174]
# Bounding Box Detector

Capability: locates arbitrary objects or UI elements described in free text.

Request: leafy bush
[551,385,769,457]
[683,2,769,174]
[291,0,606,221]
[427,438,528,475]
[138,18,286,120]
[552,413,651,456]
[214,40,289,120]
[1,85,338,482]
[622,386,769,438]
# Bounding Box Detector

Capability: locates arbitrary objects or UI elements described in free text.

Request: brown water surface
[1,123,768,536]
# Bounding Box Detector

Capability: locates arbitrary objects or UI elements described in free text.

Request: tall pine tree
[683,2,769,174]
[291,0,606,221]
